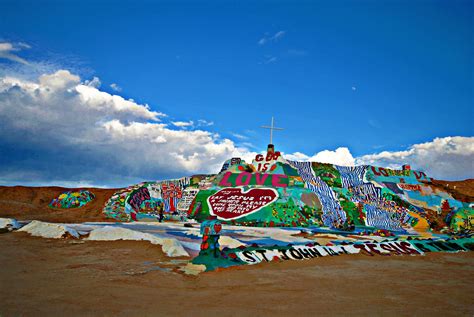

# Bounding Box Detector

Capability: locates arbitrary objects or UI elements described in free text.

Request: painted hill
[0,148,471,233]
[103,148,474,233]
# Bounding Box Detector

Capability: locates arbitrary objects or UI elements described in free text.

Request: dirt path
[1,232,473,316]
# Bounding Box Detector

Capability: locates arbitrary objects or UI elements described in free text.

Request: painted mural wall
[103,176,210,221]
[103,151,473,233]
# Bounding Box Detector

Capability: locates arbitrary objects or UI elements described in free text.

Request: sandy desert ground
[1,232,473,316]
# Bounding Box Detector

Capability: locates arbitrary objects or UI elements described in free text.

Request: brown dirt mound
[0,186,121,223]
[429,179,474,203]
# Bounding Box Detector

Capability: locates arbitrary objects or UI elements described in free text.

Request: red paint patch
[213,223,222,234]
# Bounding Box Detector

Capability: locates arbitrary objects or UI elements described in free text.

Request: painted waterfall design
[288,160,347,228]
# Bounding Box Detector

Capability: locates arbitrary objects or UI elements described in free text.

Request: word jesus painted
[236,241,423,265]
[207,187,278,220]
[218,171,288,188]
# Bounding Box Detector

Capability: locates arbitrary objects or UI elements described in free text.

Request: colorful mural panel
[49,190,95,209]
[104,177,196,221]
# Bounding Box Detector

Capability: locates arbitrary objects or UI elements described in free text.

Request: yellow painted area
[408,211,431,237]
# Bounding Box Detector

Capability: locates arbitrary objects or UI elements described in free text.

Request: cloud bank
[284,148,355,167]
[0,70,245,186]
[356,137,474,180]
[0,67,471,187]
[286,137,474,180]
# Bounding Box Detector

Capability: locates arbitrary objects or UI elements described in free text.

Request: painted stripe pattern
[350,183,383,201]
[334,165,416,231]
[364,204,407,231]
[336,165,367,188]
[349,183,411,230]
[288,160,347,227]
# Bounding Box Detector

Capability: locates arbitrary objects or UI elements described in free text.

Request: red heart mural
[207,187,278,220]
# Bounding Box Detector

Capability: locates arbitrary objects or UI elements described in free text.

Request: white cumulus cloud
[285,147,356,166]
[356,136,474,180]
[283,138,474,180]
[0,70,240,186]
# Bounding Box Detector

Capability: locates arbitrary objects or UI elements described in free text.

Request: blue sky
[0,0,473,186]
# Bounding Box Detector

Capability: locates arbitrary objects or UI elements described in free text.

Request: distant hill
[0,186,119,223]
[430,179,474,202]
